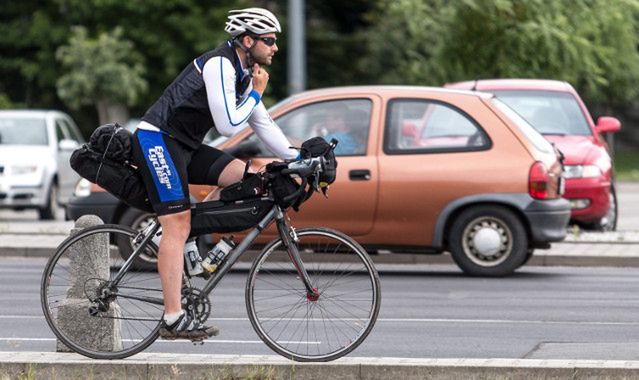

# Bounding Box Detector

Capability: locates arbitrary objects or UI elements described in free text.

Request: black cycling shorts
[132,129,235,216]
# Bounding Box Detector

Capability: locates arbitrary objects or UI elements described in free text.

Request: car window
[384,99,490,154]
[62,118,84,142]
[0,117,48,145]
[246,99,372,157]
[492,90,592,136]
[55,119,68,142]
[491,98,555,154]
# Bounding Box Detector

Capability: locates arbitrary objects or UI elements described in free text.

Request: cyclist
[131,7,298,340]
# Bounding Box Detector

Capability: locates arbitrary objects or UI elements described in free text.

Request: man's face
[247,33,278,65]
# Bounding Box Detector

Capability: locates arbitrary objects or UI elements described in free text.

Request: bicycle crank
[181,287,211,324]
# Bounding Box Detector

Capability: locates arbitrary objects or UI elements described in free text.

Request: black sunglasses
[253,36,277,47]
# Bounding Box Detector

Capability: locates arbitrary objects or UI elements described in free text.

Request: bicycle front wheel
[41,224,163,359]
[246,227,381,362]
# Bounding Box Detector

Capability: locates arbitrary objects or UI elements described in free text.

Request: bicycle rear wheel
[246,227,381,362]
[41,224,163,359]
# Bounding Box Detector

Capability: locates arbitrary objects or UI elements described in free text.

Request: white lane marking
[4,315,639,326]
[0,338,318,345]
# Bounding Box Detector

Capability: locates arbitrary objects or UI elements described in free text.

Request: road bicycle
[40,151,381,362]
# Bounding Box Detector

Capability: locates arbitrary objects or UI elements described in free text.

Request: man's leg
[202,159,246,201]
[156,207,219,340]
[157,210,191,314]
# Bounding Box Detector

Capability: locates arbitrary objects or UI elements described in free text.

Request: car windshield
[492,90,592,136]
[491,99,555,154]
[0,117,48,145]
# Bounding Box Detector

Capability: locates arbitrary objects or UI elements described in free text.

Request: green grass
[615,149,639,181]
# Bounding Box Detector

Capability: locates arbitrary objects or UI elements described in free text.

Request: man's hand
[252,63,269,97]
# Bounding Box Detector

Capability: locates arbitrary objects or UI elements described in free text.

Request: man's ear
[242,35,253,49]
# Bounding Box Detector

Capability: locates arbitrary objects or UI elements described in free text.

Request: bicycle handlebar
[281,156,323,178]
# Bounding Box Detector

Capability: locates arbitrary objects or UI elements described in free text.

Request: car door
[377,97,494,246]
[236,96,380,236]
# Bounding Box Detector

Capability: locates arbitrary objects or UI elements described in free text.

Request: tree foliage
[56,26,147,110]
[3,0,639,135]
[365,0,639,106]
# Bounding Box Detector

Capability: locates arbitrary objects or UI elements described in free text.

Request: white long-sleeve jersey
[141,40,297,160]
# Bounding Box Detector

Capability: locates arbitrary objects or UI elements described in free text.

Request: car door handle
[349,169,371,181]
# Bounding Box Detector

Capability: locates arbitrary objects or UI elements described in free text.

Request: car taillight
[529,161,552,199]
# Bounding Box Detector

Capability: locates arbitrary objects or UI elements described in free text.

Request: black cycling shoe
[159,311,219,341]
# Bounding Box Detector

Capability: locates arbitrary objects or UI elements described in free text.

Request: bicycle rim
[246,227,381,362]
[40,224,163,359]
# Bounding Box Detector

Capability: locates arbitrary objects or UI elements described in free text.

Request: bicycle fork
[275,216,320,301]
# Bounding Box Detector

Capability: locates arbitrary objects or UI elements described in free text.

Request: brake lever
[312,174,320,192]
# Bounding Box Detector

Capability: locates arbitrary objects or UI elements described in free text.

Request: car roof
[446,79,576,93]
[0,109,66,119]
[268,85,496,113]
[282,85,494,101]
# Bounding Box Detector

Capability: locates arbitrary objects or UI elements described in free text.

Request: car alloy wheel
[449,205,528,277]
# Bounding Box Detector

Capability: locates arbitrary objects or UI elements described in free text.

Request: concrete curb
[2,242,639,269]
[3,352,639,380]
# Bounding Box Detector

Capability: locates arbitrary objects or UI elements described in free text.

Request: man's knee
[159,210,191,237]
[218,159,246,187]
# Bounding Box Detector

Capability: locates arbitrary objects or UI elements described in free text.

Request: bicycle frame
[107,202,319,306]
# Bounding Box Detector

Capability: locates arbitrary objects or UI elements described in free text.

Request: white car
[0,110,84,219]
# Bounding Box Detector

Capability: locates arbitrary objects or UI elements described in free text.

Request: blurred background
[1,0,637,179]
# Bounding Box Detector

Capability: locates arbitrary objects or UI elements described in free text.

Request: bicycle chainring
[181,287,211,324]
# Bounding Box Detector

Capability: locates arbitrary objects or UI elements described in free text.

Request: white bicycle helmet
[225,8,281,37]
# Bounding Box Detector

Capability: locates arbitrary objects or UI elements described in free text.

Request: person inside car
[313,106,366,155]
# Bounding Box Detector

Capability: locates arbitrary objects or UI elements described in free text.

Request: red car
[447,79,621,231]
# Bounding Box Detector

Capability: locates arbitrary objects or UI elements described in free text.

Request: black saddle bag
[70,123,153,212]
[189,198,274,237]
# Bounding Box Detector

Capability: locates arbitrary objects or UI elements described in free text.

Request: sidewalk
[3,352,639,380]
[1,220,637,268]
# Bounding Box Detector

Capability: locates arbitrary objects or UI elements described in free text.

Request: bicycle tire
[246,227,381,362]
[41,224,163,359]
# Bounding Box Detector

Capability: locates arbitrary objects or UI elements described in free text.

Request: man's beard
[252,54,271,66]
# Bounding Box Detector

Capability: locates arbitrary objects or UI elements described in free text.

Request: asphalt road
[618,182,639,231]
[3,257,639,360]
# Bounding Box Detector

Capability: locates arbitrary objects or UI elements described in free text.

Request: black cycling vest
[141,41,250,150]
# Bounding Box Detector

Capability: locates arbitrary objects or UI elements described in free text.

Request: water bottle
[184,238,204,276]
[202,236,235,273]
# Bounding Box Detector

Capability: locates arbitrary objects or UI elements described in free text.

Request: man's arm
[203,56,260,136]
[248,102,298,160]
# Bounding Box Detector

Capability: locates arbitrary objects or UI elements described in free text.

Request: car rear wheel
[591,184,618,232]
[38,183,64,220]
[449,205,528,277]
[116,206,210,270]
[117,207,158,270]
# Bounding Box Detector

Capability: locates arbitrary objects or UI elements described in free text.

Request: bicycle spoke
[41,225,163,360]
[247,228,380,362]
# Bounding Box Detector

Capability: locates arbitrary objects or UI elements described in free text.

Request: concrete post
[56,215,123,352]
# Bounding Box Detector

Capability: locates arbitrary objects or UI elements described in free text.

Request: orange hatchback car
[68,86,570,276]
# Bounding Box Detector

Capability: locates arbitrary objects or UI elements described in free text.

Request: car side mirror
[58,139,79,151]
[224,140,262,159]
[595,116,621,134]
